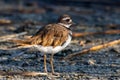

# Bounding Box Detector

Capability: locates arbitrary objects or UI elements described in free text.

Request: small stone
[88,59,96,65]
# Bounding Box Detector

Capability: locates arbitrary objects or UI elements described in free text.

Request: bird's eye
[66,19,70,22]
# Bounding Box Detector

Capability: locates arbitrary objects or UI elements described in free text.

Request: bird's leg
[50,54,54,74]
[44,54,47,73]
[50,54,60,76]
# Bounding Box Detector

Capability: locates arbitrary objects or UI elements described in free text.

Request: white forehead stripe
[62,17,70,20]
[62,18,72,23]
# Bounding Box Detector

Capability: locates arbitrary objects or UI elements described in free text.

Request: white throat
[58,23,71,28]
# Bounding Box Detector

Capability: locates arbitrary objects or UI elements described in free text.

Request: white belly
[34,35,71,54]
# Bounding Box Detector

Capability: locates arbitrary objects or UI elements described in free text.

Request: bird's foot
[46,72,60,79]
[52,72,60,77]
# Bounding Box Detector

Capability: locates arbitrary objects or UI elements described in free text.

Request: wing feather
[30,24,70,47]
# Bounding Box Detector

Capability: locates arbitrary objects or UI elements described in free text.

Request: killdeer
[11,14,74,75]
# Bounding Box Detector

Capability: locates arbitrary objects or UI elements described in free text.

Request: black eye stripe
[66,19,70,22]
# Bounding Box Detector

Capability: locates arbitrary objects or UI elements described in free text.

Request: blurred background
[0,0,120,35]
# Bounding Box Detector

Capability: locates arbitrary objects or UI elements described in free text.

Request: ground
[0,1,120,80]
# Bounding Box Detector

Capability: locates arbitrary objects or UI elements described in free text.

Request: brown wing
[30,24,70,47]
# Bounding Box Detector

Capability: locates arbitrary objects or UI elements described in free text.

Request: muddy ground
[0,0,120,80]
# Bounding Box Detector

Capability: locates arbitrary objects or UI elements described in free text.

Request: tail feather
[9,39,31,46]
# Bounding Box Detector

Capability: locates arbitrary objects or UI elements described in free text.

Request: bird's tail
[9,39,32,47]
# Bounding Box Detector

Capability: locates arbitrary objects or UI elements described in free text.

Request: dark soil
[0,0,120,80]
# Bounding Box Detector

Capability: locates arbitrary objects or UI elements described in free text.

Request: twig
[1,45,35,50]
[0,19,11,24]
[0,32,27,42]
[0,70,47,76]
[22,72,48,76]
[72,30,120,37]
[62,39,120,61]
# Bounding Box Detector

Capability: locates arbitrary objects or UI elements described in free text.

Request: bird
[10,14,74,75]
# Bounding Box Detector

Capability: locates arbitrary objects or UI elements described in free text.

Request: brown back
[30,24,70,47]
